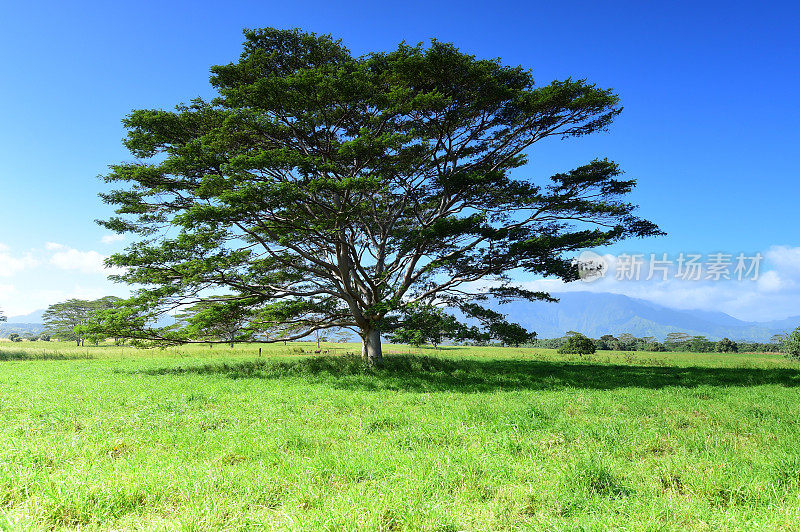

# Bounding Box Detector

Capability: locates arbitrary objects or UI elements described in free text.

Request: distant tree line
[19,296,800,361]
[4,332,50,342]
[80,298,537,350]
[529,331,786,354]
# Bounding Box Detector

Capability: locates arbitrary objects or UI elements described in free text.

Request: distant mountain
[0,323,45,338]
[755,315,800,331]
[1,309,47,338]
[7,309,45,324]
[491,292,797,342]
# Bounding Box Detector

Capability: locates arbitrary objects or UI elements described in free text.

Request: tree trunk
[361,327,383,367]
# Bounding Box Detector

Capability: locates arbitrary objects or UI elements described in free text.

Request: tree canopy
[716,337,738,353]
[783,326,800,359]
[44,297,121,345]
[388,305,462,348]
[557,333,595,355]
[96,28,661,365]
[175,298,256,347]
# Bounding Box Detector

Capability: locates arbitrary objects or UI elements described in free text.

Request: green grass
[1,341,799,530]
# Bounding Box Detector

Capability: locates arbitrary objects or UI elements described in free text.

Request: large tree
[97,28,661,365]
[44,297,121,345]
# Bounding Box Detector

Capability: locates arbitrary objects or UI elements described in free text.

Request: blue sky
[0,0,798,319]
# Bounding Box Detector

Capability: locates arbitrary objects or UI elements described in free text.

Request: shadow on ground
[135,354,800,392]
[0,350,94,361]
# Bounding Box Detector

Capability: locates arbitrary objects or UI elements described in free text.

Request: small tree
[597,334,616,350]
[489,321,536,347]
[312,329,329,349]
[617,333,638,351]
[644,341,666,352]
[39,333,51,342]
[665,332,691,351]
[783,327,800,359]
[558,333,595,355]
[8,333,21,342]
[334,330,351,343]
[716,337,738,353]
[770,334,788,353]
[75,301,147,346]
[45,297,122,345]
[688,335,714,353]
[176,298,255,348]
[388,305,461,349]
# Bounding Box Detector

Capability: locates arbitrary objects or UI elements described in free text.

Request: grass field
[1,341,799,530]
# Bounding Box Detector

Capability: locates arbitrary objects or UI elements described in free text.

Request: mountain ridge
[492,292,797,341]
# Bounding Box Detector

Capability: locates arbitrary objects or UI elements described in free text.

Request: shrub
[558,333,596,355]
[783,327,800,359]
[716,337,738,353]
[644,341,666,352]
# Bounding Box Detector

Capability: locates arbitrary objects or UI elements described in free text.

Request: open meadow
[1,341,800,530]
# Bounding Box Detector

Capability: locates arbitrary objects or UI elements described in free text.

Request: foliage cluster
[557,333,596,355]
[44,297,122,346]
[531,333,785,354]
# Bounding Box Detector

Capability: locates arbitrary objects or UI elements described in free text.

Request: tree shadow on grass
[134,354,800,393]
[0,350,94,361]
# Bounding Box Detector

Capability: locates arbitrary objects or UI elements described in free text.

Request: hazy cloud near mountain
[1,241,798,322]
[518,245,800,322]
[0,241,129,316]
[48,245,112,275]
[101,234,125,244]
[0,245,38,277]
[486,292,797,341]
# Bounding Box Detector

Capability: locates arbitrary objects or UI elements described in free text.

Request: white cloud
[0,243,130,316]
[2,285,131,318]
[515,245,800,322]
[45,243,124,275]
[755,270,786,293]
[0,249,38,277]
[765,246,800,275]
[101,234,125,244]
[49,247,111,274]
[0,283,14,299]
